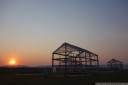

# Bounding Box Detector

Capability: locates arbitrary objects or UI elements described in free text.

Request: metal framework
[52,43,99,76]
[107,59,123,70]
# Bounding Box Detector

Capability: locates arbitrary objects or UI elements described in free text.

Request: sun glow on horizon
[9,59,16,65]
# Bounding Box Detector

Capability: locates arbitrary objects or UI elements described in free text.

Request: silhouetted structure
[52,43,99,77]
[107,59,123,70]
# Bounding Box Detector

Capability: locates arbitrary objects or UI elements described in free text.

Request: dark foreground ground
[0,68,128,85]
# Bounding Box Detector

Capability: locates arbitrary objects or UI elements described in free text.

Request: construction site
[107,59,123,70]
[0,42,127,85]
[52,43,99,77]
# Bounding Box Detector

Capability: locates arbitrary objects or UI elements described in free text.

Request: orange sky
[0,0,128,66]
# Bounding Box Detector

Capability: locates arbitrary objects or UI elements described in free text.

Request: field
[0,68,128,85]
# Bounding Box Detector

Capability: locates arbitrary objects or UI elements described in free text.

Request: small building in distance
[107,59,123,70]
[52,42,99,77]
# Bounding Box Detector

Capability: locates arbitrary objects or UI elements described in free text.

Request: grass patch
[0,69,128,85]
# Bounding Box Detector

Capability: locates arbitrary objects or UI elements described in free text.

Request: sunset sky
[0,0,128,66]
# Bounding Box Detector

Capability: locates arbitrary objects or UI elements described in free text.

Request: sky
[0,0,128,66]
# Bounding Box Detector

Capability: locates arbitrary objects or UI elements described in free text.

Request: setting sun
[9,60,16,65]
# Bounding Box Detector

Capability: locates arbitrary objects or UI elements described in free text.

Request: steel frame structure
[107,59,123,70]
[52,43,99,76]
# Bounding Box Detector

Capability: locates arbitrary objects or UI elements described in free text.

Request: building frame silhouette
[107,59,123,70]
[52,43,99,76]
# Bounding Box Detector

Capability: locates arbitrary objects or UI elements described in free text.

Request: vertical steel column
[52,53,54,67]
[97,55,99,68]
[74,53,77,69]
[79,51,81,67]
[52,53,54,77]
[89,53,92,69]
[85,52,87,68]
[65,43,67,75]
[59,55,61,72]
